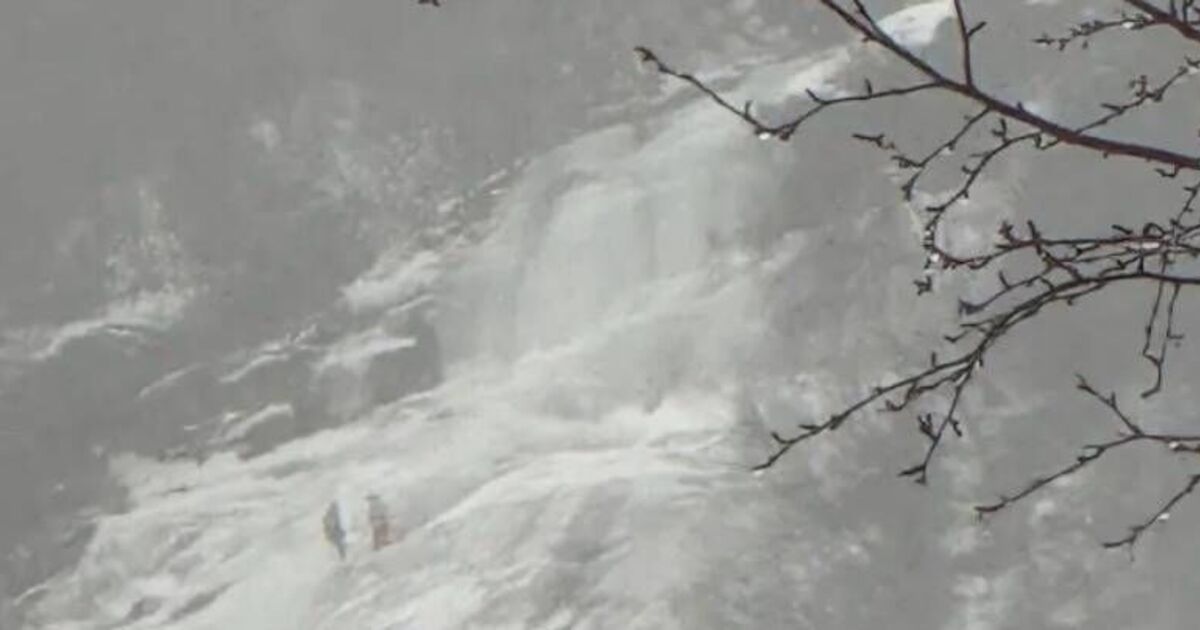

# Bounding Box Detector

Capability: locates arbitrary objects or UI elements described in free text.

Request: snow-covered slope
[20,4,1042,629]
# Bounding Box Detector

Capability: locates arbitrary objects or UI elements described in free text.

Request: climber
[641,375,664,414]
[366,494,391,551]
[322,501,346,560]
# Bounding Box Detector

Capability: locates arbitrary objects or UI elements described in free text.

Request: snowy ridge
[340,250,442,316]
[2,287,197,364]
[316,330,417,377]
[219,403,295,443]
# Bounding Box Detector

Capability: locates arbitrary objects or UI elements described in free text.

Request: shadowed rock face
[363,345,433,407]
[139,311,446,461]
[0,331,176,598]
[365,312,444,407]
[132,364,223,453]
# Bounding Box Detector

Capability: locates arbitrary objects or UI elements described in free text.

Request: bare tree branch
[1125,0,1200,45]
[974,377,1200,549]
[1103,473,1200,549]
[813,0,1200,170]
[628,1,1200,550]
[633,46,941,141]
[951,0,981,86]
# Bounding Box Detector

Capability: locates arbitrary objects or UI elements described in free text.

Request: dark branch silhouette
[1034,0,1200,50]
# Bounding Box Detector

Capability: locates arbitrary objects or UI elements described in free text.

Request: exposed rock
[220,403,297,458]
[133,363,222,453]
[218,347,318,411]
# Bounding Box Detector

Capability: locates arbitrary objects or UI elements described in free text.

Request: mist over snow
[5,1,1200,629]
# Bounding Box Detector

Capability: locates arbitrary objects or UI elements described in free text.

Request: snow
[23,75,804,624]
[340,249,441,315]
[877,0,955,48]
[219,352,291,386]
[24,364,761,629]
[315,329,417,376]
[20,4,1041,628]
[220,403,295,442]
[137,364,205,401]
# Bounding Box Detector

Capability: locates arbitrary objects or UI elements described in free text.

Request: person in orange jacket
[366,494,390,551]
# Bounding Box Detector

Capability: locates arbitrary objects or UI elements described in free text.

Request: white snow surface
[316,329,417,378]
[878,0,954,48]
[220,403,296,443]
[340,249,442,315]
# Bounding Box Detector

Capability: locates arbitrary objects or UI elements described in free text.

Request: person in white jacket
[322,501,346,560]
